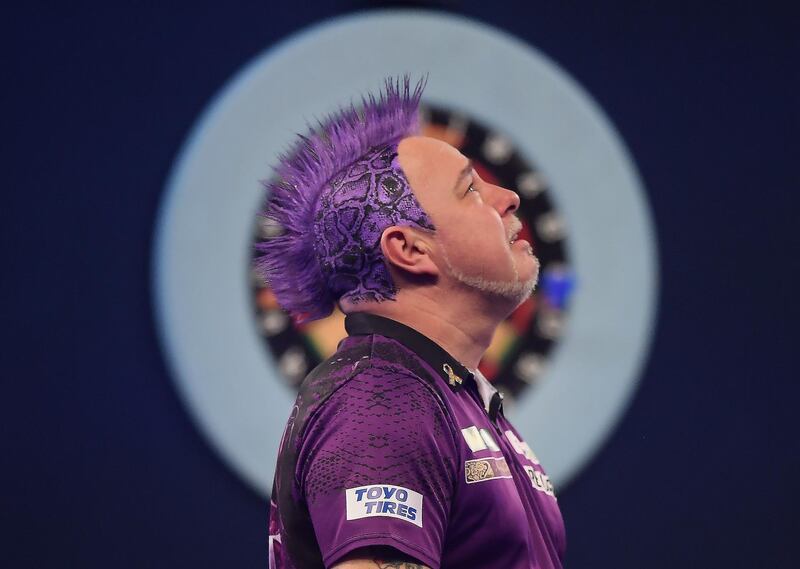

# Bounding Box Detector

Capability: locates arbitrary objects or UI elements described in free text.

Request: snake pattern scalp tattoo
[313,143,434,307]
[254,76,429,323]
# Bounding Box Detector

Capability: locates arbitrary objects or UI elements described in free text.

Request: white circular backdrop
[153,9,658,496]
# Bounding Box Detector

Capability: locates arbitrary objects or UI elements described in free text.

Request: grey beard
[441,246,539,308]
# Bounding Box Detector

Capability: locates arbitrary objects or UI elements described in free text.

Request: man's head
[383,136,539,309]
[256,77,538,322]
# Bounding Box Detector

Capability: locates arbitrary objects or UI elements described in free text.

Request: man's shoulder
[299,333,441,401]
[293,334,453,441]
[295,335,374,403]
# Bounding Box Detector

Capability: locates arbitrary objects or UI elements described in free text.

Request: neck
[345,284,512,369]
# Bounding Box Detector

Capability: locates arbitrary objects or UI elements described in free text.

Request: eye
[466,184,477,194]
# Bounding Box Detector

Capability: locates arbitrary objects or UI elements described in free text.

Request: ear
[380,226,439,277]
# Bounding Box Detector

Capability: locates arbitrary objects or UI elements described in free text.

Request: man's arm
[331,546,431,569]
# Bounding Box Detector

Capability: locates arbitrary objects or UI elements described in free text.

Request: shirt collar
[472,368,504,420]
[344,312,474,391]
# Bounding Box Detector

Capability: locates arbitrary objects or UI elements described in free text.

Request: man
[256,77,566,569]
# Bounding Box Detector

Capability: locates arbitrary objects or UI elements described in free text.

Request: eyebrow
[452,160,473,194]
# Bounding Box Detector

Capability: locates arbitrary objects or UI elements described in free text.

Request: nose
[488,183,520,217]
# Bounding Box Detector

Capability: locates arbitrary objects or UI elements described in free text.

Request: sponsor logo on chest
[345,484,423,528]
[460,425,501,452]
[465,456,513,484]
[460,424,556,498]
[505,430,540,464]
[523,465,555,497]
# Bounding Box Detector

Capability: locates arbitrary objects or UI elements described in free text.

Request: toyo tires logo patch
[346,485,423,527]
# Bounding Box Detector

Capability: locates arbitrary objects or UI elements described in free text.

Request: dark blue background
[4,2,797,567]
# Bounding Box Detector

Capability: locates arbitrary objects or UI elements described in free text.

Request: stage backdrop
[3,2,796,568]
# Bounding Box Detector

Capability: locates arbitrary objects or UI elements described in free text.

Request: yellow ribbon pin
[443,363,463,387]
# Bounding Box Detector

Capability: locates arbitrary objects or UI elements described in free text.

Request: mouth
[507,217,522,245]
[506,218,535,257]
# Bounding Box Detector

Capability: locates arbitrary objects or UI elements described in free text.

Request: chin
[508,275,538,308]
[519,253,540,285]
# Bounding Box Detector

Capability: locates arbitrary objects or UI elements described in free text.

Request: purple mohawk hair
[254,76,435,322]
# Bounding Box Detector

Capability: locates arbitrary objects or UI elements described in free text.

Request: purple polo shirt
[268,313,566,568]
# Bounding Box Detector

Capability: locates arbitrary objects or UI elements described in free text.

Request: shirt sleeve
[296,365,458,569]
